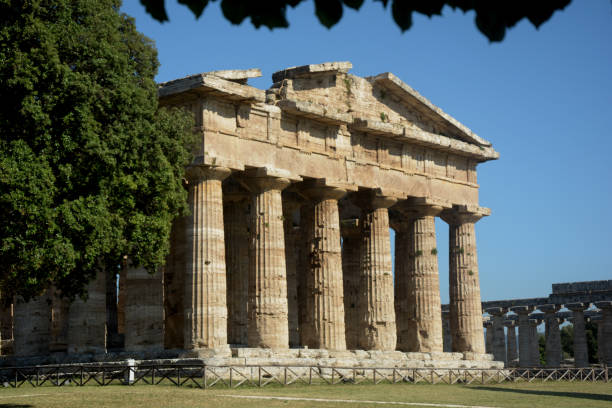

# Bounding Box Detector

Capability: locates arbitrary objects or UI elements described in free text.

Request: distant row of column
[466,301,612,367]
[3,165,491,358]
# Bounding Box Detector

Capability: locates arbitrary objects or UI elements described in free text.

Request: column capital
[510,305,535,315]
[397,197,451,219]
[485,307,507,317]
[538,304,561,314]
[566,302,588,312]
[340,218,360,238]
[185,165,231,183]
[440,204,490,225]
[351,189,398,211]
[300,179,354,202]
[528,318,541,327]
[503,320,516,328]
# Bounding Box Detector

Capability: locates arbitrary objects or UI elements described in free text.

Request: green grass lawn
[0,381,610,408]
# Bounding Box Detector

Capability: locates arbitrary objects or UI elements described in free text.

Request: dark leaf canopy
[0,0,196,301]
[140,0,572,42]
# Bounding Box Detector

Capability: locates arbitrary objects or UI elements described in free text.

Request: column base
[179,345,232,359]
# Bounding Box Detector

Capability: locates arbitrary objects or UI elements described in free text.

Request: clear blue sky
[121,0,612,304]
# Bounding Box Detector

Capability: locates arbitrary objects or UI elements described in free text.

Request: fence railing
[0,364,609,388]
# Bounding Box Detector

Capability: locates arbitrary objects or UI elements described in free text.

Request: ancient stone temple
[4,62,505,369]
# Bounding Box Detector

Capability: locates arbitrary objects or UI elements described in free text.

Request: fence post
[124,359,135,385]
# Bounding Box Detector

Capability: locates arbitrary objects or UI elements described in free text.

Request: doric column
[0,299,13,355]
[442,310,452,352]
[539,304,562,367]
[297,203,312,347]
[395,198,446,352]
[505,320,518,365]
[484,320,493,353]
[486,307,507,362]
[567,302,589,367]
[440,205,489,354]
[301,182,348,350]
[49,287,69,353]
[595,301,612,365]
[224,190,250,346]
[117,267,126,335]
[511,306,534,367]
[282,194,301,348]
[183,165,231,351]
[528,317,541,367]
[341,219,361,350]
[164,216,186,349]
[245,173,292,349]
[124,267,164,351]
[68,272,107,354]
[353,191,397,351]
[14,292,51,356]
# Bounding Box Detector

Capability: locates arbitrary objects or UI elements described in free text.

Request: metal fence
[0,364,609,388]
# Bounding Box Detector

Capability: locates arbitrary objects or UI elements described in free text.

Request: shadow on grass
[0,405,33,408]
[474,386,612,402]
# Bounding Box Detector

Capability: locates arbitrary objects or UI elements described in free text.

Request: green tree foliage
[538,333,546,366]
[559,322,599,364]
[0,0,196,301]
[139,0,572,42]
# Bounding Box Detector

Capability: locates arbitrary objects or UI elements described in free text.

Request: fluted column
[49,287,69,353]
[567,302,589,367]
[528,318,541,367]
[246,175,291,349]
[505,320,518,365]
[442,310,452,352]
[224,191,250,346]
[595,301,612,365]
[540,304,562,367]
[484,320,493,353]
[440,205,489,354]
[511,306,534,367]
[353,191,397,351]
[0,300,13,355]
[341,219,361,350]
[117,268,126,335]
[395,198,446,352]
[486,307,507,362]
[164,216,186,349]
[301,183,347,350]
[14,292,51,356]
[298,203,312,347]
[282,195,301,348]
[125,267,164,351]
[68,272,107,354]
[183,165,231,351]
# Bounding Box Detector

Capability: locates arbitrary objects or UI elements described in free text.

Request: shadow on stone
[473,386,612,402]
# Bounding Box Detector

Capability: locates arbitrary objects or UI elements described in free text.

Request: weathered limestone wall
[14,293,50,356]
[124,267,164,352]
[68,272,107,354]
